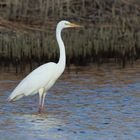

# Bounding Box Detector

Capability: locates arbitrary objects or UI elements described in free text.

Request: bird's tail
[7,93,24,102]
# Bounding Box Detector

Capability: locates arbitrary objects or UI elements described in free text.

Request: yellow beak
[69,23,82,27]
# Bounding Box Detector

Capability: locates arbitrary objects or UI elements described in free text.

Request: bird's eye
[65,23,69,26]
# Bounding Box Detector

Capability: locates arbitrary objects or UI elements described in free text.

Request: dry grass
[0,0,140,71]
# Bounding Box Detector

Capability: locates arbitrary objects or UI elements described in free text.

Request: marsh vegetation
[0,0,140,71]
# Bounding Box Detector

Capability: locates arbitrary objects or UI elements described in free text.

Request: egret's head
[57,20,81,29]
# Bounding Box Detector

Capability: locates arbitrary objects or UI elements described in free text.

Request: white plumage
[8,20,81,113]
[8,62,60,100]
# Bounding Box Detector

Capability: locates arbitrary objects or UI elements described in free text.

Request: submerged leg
[38,88,46,113]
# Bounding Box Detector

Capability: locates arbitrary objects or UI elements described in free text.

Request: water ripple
[0,66,140,140]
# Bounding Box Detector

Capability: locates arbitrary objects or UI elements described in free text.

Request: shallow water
[0,64,140,140]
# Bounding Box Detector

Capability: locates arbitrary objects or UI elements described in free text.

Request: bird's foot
[38,106,45,114]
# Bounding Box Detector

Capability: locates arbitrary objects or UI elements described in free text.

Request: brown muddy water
[0,64,140,140]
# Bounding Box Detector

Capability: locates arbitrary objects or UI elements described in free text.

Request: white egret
[8,20,81,113]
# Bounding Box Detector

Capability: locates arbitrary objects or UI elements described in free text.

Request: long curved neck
[56,26,66,68]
